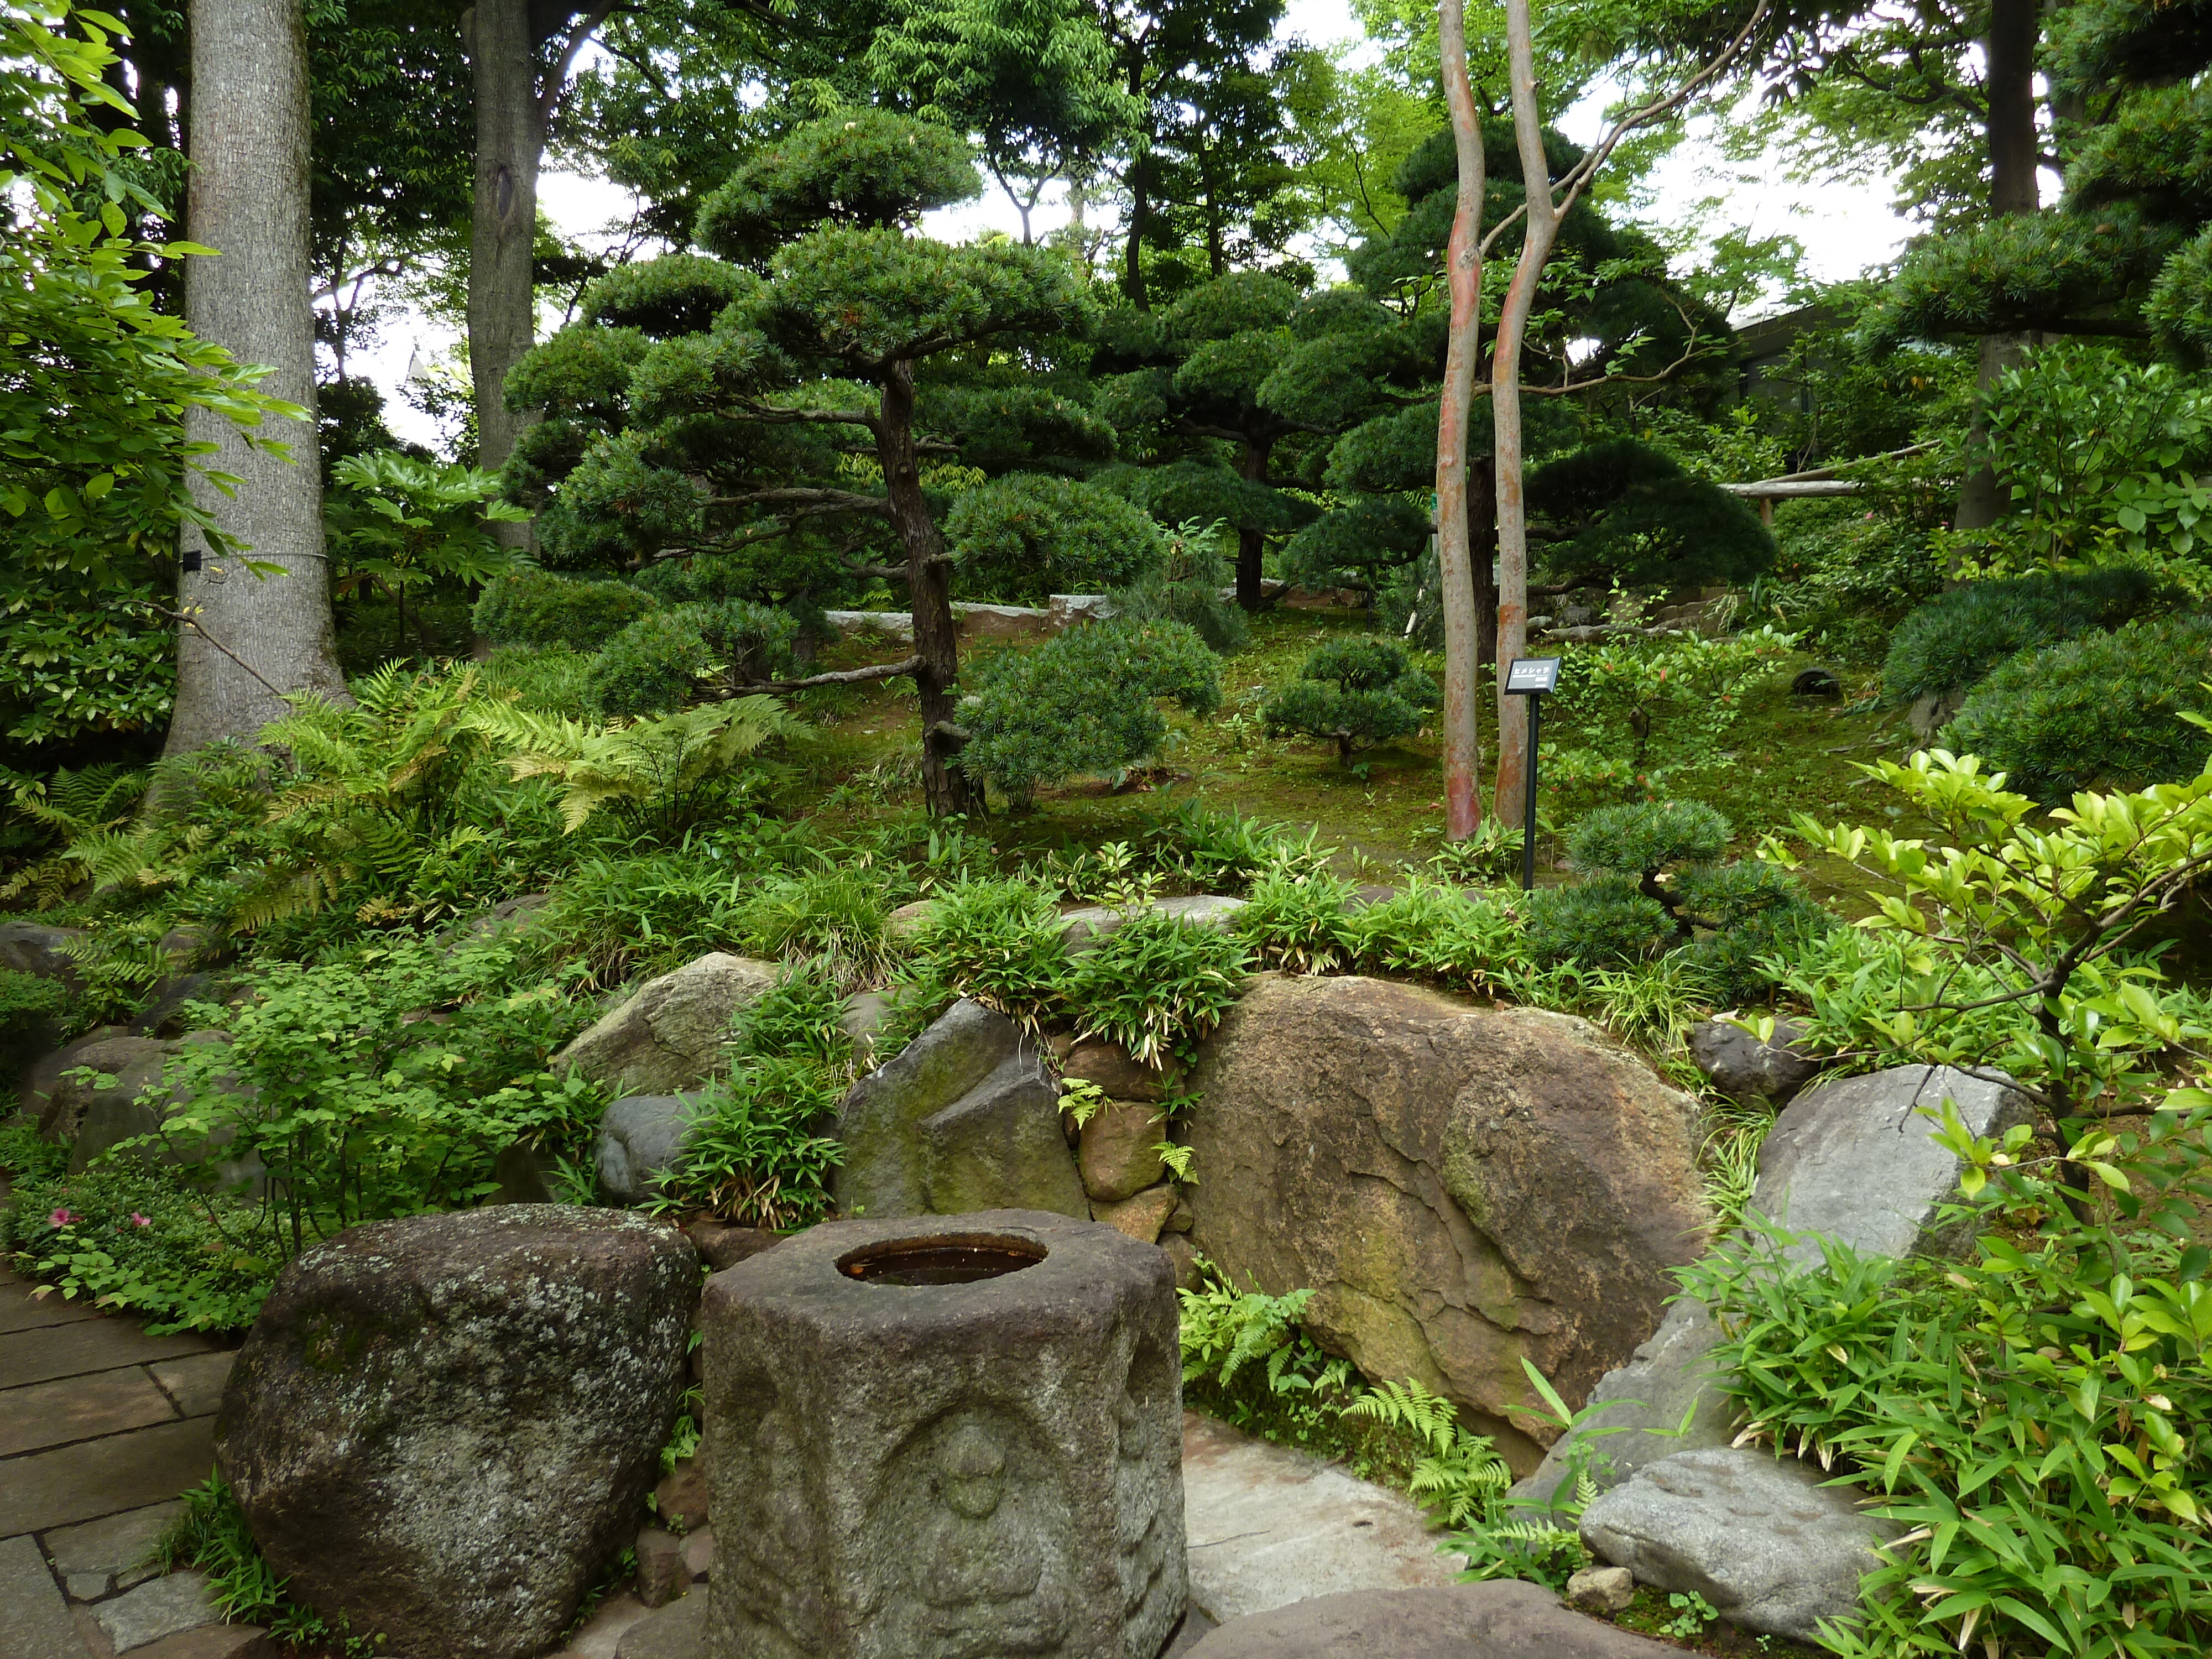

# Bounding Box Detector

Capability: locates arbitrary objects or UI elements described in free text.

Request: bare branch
[717,655,924,695]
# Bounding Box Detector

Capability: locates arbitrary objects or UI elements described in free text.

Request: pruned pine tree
[502,111,1110,815]
[166,0,348,757]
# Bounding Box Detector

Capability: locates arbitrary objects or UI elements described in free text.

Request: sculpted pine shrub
[1263,637,1438,765]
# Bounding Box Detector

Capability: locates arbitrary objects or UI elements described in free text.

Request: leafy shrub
[646,1058,843,1228]
[1541,627,1794,805]
[589,600,803,716]
[1761,497,1947,661]
[1882,566,2174,706]
[1942,612,2212,800]
[1263,638,1438,764]
[529,851,749,985]
[142,938,602,1261]
[1527,800,1827,998]
[0,967,69,1033]
[1142,802,1333,893]
[959,619,1222,807]
[1109,517,1249,653]
[737,864,901,989]
[909,877,1071,1029]
[730,957,854,1074]
[4,1164,276,1334]
[1235,868,1361,974]
[473,568,659,651]
[471,696,801,835]
[1066,912,1250,1066]
[945,472,1166,602]
[477,644,598,712]
[1350,879,1526,992]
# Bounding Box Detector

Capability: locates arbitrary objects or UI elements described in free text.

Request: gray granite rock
[614,1593,706,1659]
[594,1094,702,1206]
[831,999,1085,1219]
[1566,1565,1635,1615]
[1061,895,1245,952]
[1688,1017,1822,1107]
[551,953,776,1095]
[702,1211,1185,1659]
[1185,1580,1681,1657]
[95,1572,218,1653]
[634,1528,686,1608]
[1579,1447,1903,1644]
[1753,1062,2034,1263]
[0,919,87,983]
[838,991,894,1066]
[214,1207,696,1659]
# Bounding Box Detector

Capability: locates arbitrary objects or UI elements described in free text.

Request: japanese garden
[5,1,2212,1656]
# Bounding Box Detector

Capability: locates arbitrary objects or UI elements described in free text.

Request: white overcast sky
[361,0,1914,449]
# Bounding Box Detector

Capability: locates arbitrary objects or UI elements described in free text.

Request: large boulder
[214,1207,696,1659]
[1078,1100,1167,1202]
[1515,1061,2037,1508]
[549,953,776,1096]
[1185,1580,1681,1658]
[595,1093,703,1206]
[831,998,1087,1219]
[1185,975,1710,1469]
[1579,1447,1905,1644]
[33,1031,175,1142]
[1755,1062,2034,1264]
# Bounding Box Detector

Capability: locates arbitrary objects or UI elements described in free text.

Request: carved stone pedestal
[702,1210,1186,1659]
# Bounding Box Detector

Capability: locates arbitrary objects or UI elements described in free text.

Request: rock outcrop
[1185,975,1710,1469]
[594,1094,703,1206]
[550,954,776,1096]
[1687,1017,1821,1107]
[215,1207,696,1659]
[830,998,1086,1219]
[1184,1580,1682,1658]
[1579,1448,1905,1644]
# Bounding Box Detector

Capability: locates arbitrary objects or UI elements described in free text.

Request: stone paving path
[0,1265,254,1659]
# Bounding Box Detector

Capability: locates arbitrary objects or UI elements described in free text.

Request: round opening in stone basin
[837,1234,1048,1286]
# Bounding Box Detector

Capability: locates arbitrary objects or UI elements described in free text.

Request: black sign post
[1503,656,1560,891]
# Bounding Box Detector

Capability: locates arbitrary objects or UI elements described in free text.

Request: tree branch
[717,655,924,695]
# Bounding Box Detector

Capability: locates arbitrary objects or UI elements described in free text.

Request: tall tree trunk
[1955,0,2040,533]
[1469,456,1498,670]
[1434,0,1488,840]
[1234,436,1274,610]
[165,0,345,757]
[880,361,973,817]
[1491,0,1562,829]
[465,0,541,482]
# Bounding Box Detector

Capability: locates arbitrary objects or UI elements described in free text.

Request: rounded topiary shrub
[1263,637,1439,765]
[1882,566,2174,706]
[1942,611,2212,800]
[473,570,660,653]
[946,473,1167,603]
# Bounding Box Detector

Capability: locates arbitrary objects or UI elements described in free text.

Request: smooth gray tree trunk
[165,0,346,757]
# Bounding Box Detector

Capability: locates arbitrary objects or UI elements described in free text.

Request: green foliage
[1883,567,2176,706]
[1772,748,2212,1130]
[589,608,717,717]
[1527,439,1776,592]
[1542,627,1796,805]
[1235,868,1360,974]
[693,107,980,264]
[730,957,854,1074]
[528,849,754,987]
[959,618,1222,806]
[1107,518,1248,654]
[1530,800,1828,999]
[1871,211,2183,347]
[476,644,598,713]
[1066,911,1250,1066]
[471,695,801,835]
[946,472,1164,603]
[1758,497,1948,662]
[646,1058,843,1228]
[1943,613,2212,801]
[737,863,900,989]
[909,875,1070,1029]
[472,569,660,653]
[4,1164,276,1335]
[141,938,602,1261]
[325,451,530,618]
[1682,1180,2212,1659]
[0,964,68,1031]
[1350,879,1527,995]
[1262,638,1438,765]
[1342,1378,1512,1527]
[1138,802,1333,894]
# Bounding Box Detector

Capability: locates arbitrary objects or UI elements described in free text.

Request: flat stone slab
[45,1501,183,1600]
[0,1532,80,1659]
[1180,1410,1463,1625]
[613,1593,704,1659]
[96,1571,218,1654]
[0,1415,216,1538]
[553,1593,653,1659]
[116,1627,273,1659]
[0,1286,106,1335]
[148,1353,234,1420]
[0,1319,214,1391]
[1185,1579,1683,1657]
[0,1368,179,1457]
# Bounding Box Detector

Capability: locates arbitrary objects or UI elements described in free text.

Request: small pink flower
[48,1208,75,1228]
[128,1213,152,1228]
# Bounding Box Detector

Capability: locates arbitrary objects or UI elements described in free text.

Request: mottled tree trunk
[1434,0,1488,840]
[465,0,541,482]
[1955,0,2040,533]
[1490,0,1562,829]
[880,361,973,817]
[164,0,345,757]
